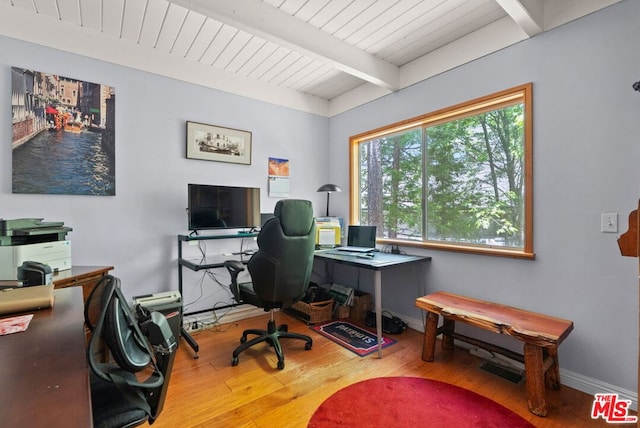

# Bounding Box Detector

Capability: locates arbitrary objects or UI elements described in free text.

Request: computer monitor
[187,184,260,231]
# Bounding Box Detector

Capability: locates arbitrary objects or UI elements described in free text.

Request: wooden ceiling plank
[101,0,125,37]
[236,40,280,77]
[225,36,266,73]
[318,0,376,35]
[121,0,148,41]
[11,0,37,13]
[32,0,58,18]
[56,0,81,25]
[170,10,207,56]
[212,30,253,69]
[199,24,237,65]
[153,3,188,53]
[291,0,331,23]
[387,5,505,65]
[247,45,291,79]
[343,0,423,47]
[356,0,470,53]
[306,0,352,29]
[376,0,504,64]
[78,0,101,32]
[283,60,329,90]
[273,0,308,16]
[184,17,222,62]
[260,51,303,83]
[138,0,170,47]
[270,55,314,86]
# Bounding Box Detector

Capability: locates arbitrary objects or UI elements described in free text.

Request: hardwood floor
[153,311,613,427]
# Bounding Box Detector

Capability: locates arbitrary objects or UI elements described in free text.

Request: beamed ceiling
[0,0,621,116]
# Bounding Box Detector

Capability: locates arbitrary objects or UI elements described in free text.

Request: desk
[53,265,114,302]
[0,265,114,303]
[314,250,431,357]
[0,287,92,427]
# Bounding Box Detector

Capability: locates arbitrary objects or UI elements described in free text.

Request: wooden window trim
[349,83,534,259]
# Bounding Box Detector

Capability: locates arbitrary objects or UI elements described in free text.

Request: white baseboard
[560,368,637,411]
[402,314,638,411]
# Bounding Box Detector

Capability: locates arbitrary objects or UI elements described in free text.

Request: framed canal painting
[186,121,252,165]
[11,67,116,196]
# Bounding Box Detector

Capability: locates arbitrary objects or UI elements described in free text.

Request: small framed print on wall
[186,121,252,165]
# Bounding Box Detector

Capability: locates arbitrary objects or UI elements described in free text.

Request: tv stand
[177,232,259,358]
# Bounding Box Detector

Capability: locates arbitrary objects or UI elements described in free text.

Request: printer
[0,218,73,280]
[0,240,71,280]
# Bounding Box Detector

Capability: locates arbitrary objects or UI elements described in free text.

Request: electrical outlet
[601,212,618,233]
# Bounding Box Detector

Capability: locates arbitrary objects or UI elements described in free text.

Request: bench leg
[544,346,561,390]
[422,312,439,361]
[524,343,548,416]
[441,318,455,350]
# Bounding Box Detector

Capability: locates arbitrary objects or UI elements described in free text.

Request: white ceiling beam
[170,0,399,91]
[495,0,544,37]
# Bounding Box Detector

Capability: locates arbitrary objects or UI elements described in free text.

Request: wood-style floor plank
[151,312,617,427]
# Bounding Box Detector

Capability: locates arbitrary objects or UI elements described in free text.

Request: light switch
[601,213,618,233]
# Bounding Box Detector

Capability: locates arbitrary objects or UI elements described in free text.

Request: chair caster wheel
[305,342,312,350]
[281,325,288,332]
[231,356,239,366]
[240,336,247,344]
[277,361,285,370]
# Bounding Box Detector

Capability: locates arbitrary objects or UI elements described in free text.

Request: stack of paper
[329,283,354,306]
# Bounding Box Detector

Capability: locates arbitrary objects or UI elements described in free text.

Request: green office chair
[84,275,178,427]
[224,199,317,370]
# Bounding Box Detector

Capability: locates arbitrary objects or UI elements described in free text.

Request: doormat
[311,320,397,357]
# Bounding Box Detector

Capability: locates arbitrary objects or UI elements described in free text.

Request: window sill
[378,238,535,260]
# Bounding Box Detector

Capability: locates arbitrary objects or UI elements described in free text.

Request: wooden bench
[415,291,574,417]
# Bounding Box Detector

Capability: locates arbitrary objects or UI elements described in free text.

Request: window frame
[349,83,534,259]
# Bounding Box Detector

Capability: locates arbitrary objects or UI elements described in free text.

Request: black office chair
[84,275,178,428]
[224,199,317,370]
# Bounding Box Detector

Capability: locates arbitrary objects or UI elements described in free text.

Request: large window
[349,84,533,258]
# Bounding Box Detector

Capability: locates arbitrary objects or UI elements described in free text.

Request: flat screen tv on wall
[187,184,260,232]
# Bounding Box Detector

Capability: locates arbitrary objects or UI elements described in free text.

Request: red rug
[308,377,535,428]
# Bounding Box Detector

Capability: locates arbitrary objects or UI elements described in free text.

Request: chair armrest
[224,260,245,277]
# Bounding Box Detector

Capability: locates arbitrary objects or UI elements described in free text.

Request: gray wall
[0,36,329,312]
[327,0,640,394]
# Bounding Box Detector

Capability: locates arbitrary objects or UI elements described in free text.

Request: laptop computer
[337,225,377,253]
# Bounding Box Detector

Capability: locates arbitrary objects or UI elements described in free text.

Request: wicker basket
[335,304,350,319]
[285,298,334,324]
[351,290,372,322]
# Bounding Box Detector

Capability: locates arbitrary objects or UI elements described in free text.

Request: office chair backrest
[85,275,177,425]
[249,199,317,308]
[86,275,152,372]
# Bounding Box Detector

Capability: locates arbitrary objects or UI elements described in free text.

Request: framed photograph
[186,121,252,165]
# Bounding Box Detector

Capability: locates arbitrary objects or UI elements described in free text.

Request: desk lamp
[317,184,342,217]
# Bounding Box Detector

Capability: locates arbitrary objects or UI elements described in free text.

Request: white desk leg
[374,270,383,358]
